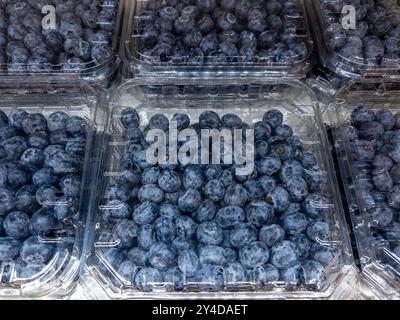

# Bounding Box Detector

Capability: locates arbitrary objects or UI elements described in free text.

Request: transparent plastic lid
[326,80,400,297]
[0,0,122,81]
[123,0,313,78]
[306,0,400,78]
[84,79,353,299]
[0,80,105,297]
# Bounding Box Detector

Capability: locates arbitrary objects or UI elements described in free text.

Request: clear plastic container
[122,0,314,78]
[323,80,400,299]
[304,0,400,79]
[0,0,125,85]
[0,79,106,298]
[83,79,354,299]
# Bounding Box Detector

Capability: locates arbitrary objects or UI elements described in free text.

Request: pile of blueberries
[346,106,400,269]
[0,0,118,71]
[137,0,309,65]
[96,107,340,292]
[323,0,400,65]
[0,109,87,280]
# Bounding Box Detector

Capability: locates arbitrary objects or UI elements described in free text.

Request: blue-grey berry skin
[229,224,257,248]
[246,202,274,228]
[113,220,138,249]
[116,260,138,285]
[289,234,311,261]
[258,175,276,194]
[178,189,202,213]
[158,170,181,193]
[263,110,283,128]
[194,265,224,290]
[239,241,269,269]
[20,236,55,265]
[127,247,149,267]
[137,224,157,250]
[0,187,16,215]
[302,194,330,219]
[148,242,176,271]
[121,108,140,129]
[102,200,131,223]
[306,221,331,242]
[183,165,204,190]
[301,260,326,290]
[133,201,158,226]
[224,184,248,207]
[370,205,395,229]
[280,265,302,285]
[159,202,180,220]
[15,185,40,214]
[164,267,185,291]
[137,184,164,204]
[0,236,21,261]
[270,240,299,269]
[254,264,280,286]
[310,244,338,268]
[134,268,164,292]
[281,213,309,236]
[224,262,248,284]
[259,224,285,247]
[196,222,223,245]
[154,217,176,243]
[178,249,200,277]
[204,179,225,202]
[47,112,69,132]
[29,207,60,236]
[216,206,245,229]
[266,187,290,213]
[199,245,227,266]
[175,215,197,239]
[256,157,282,176]
[193,199,217,224]
[4,211,30,240]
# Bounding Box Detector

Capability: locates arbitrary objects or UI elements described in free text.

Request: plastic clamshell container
[84,79,354,299]
[324,80,400,299]
[122,0,314,79]
[304,0,400,79]
[0,80,106,298]
[0,0,125,86]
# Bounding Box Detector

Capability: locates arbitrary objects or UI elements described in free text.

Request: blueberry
[255,141,270,159]
[164,267,185,291]
[224,184,248,207]
[302,194,330,219]
[53,195,79,221]
[258,175,276,194]
[218,41,239,61]
[280,265,302,285]
[196,221,223,245]
[270,240,299,269]
[116,260,139,285]
[266,187,290,213]
[370,205,395,229]
[15,185,39,214]
[284,176,308,202]
[204,165,223,181]
[172,237,196,253]
[127,247,149,267]
[310,244,338,267]
[229,224,257,248]
[372,170,393,192]
[199,111,221,129]
[149,241,176,271]
[204,179,225,202]
[121,108,140,129]
[259,224,285,247]
[216,206,245,229]
[7,110,27,131]
[239,241,269,269]
[137,224,156,250]
[113,219,138,249]
[158,202,180,220]
[175,215,196,239]
[351,140,375,161]
[178,249,200,277]
[2,136,28,160]
[351,106,377,128]
[66,116,86,138]
[196,0,216,13]
[183,165,204,190]
[28,132,50,150]
[194,265,224,289]
[29,207,60,236]
[160,7,179,21]
[133,201,158,226]
[306,221,330,242]
[154,217,176,243]
[32,169,58,188]
[199,245,227,266]
[224,262,248,284]
[221,114,243,129]
[0,187,15,215]
[193,199,217,223]
[178,189,202,213]
[183,28,203,48]
[0,237,21,261]
[174,15,195,34]
[4,211,30,240]
[134,268,164,292]
[254,264,280,286]
[263,110,283,128]
[20,236,55,265]
[219,30,239,44]
[246,202,274,228]
[36,185,59,207]
[256,157,281,176]
[102,200,131,223]
[285,235,309,261]
[244,180,264,201]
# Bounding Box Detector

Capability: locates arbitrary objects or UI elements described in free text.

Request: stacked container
[0,80,107,298]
